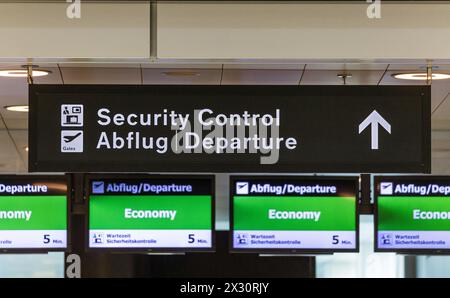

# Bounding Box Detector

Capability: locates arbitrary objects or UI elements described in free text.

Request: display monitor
[87,175,214,252]
[230,176,359,253]
[375,176,450,253]
[0,175,68,252]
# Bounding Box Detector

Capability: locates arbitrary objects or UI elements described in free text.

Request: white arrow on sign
[358,110,391,150]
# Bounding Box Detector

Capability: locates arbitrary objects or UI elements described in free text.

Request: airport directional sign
[29,85,430,173]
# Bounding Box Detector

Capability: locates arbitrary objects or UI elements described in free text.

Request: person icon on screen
[62,106,81,125]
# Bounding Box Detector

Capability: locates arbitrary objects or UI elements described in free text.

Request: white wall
[1,2,450,61]
[157,3,450,60]
[0,3,150,58]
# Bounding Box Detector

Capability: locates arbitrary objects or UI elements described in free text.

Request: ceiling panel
[378,71,428,85]
[388,64,450,71]
[431,79,450,112]
[142,68,222,85]
[32,67,63,84]
[382,64,450,86]
[305,63,388,71]
[431,81,450,125]
[222,69,302,85]
[300,70,384,85]
[60,67,141,84]
[432,99,450,121]
[1,102,28,124]
[59,63,141,69]
[0,63,61,83]
[0,64,61,121]
[0,130,25,173]
[388,64,427,71]
[0,76,27,106]
[142,63,222,69]
[2,118,28,130]
[431,130,450,174]
[382,69,450,117]
[433,65,450,71]
[9,129,28,168]
[0,74,28,128]
[224,64,304,70]
[0,64,56,129]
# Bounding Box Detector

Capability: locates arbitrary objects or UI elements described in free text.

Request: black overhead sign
[29,85,430,173]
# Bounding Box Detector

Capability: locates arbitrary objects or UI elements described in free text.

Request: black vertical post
[404,256,417,278]
[65,173,139,278]
[65,173,85,278]
[359,174,373,214]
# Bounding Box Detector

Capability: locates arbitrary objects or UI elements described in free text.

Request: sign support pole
[65,173,85,278]
[427,63,433,86]
[26,64,33,85]
[359,174,373,214]
[150,1,157,62]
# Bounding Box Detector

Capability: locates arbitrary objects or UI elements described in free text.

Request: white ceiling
[222,69,303,85]
[0,62,449,174]
[142,68,222,85]
[61,67,141,85]
[300,70,384,85]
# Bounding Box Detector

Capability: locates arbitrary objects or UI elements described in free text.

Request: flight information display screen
[0,176,68,251]
[375,176,450,253]
[230,176,358,253]
[87,175,214,251]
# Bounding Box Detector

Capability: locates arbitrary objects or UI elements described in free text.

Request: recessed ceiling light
[24,146,29,152]
[4,105,29,112]
[392,72,450,81]
[0,69,50,78]
[161,71,200,77]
